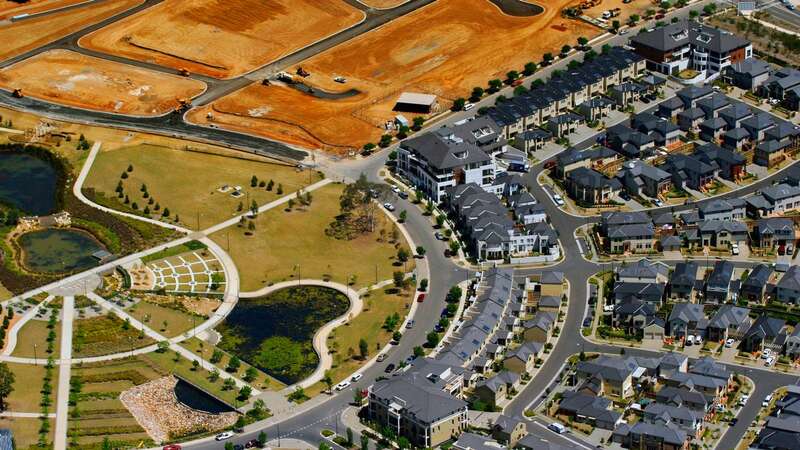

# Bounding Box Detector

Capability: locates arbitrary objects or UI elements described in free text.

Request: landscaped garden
[72,314,155,358]
[212,181,413,292]
[11,315,60,359]
[181,337,284,392]
[83,143,314,230]
[217,286,350,385]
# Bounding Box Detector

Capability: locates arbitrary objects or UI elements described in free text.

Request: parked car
[788,243,794,255]
[398,191,408,200]
[377,353,387,362]
[244,440,261,449]
[417,293,426,303]
[729,418,738,426]
[383,202,395,211]
[548,423,567,434]
[732,243,740,255]
[766,356,775,366]
[351,373,363,382]
[406,320,415,329]
[640,96,651,104]
[764,393,774,407]
[463,103,475,111]
[686,335,694,346]
[335,380,351,391]
[725,338,735,348]
[694,335,702,346]
[215,432,234,441]
[392,186,401,194]
[761,349,772,359]
[384,363,396,373]
[619,191,631,201]
[740,394,750,405]
[434,231,445,240]
[653,199,663,207]
[163,446,182,450]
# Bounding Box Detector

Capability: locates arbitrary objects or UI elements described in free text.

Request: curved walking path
[2,295,54,356]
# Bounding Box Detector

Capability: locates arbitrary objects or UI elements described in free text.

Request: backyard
[211,182,412,292]
[83,143,313,230]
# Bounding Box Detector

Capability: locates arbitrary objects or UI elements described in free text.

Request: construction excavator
[11,88,23,98]
[174,98,191,112]
[296,67,310,77]
[178,68,191,77]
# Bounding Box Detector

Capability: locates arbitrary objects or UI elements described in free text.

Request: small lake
[173,378,236,414]
[217,286,350,384]
[19,228,105,274]
[0,152,59,215]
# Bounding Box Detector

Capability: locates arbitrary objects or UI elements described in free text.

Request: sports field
[0,0,141,61]
[0,50,206,116]
[188,0,600,152]
[79,0,364,79]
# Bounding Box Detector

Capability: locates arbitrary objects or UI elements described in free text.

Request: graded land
[84,143,312,230]
[188,0,600,152]
[210,183,413,292]
[79,0,364,79]
[0,0,142,61]
[0,50,207,116]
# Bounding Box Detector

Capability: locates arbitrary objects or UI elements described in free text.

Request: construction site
[0,50,207,116]
[78,0,365,79]
[187,0,601,153]
[0,0,90,19]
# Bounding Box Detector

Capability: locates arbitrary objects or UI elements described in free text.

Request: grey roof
[607,223,655,239]
[613,281,665,303]
[370,375,467,423]
[708,304,751,331]
[506,342,543,362]
[724,127,750,140]
[698,198,745,216]
[644,402,701,423]
[524,311,556,331]
[402,131,492,170]
[567,167,622,190]
[697,93,730,112]
[700,116,727,131]
[698,219,747,235]
[743,314,786,342]
[778,265,800,292]
[617,159,672,183]
[540,271,564,285]
[614,298,657,318]
[707,260,734,290]
[576,355,637,382]
[763,183,800,202]
[559,391,621,424]
[726,58,771,77]
[617,259,669,281]
[757,217,794,238]
[453,432,501,450]
[678,106,705,120]
[631,20,749,54]
[602,211,651,227]
[538,295,561,308]
[615,421,687,446]
[766,121,800,141]
[742,112,776,131]
[517,435,570,450]
[655,386,710,409]
[669,302,705,324]
[690,356,732,381]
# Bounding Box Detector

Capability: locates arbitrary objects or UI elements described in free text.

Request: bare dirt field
[0,0,141,61]
[582,0,655,22]
[188,0,600,153]
[0,0,87,19]
[0,50,207,116]
[79,0,364,79]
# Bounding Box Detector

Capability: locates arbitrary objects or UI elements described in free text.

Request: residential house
[742,112,776,142]
[503,342,543,374]
[755,139,790,168]
[777,265,800,304]
[565,167,622,205]
[606,124,657,158]
[705,260,734,303]
[554,146,619,179]
[722,127,751,151]
[722,58,772,91]
[577,96,615,122]
[741,314,788,353]
[761,66,800,100]
[660,154,718,191]
[694,143,746,181]
[754,218,794,249]
[613,281,666,307]
[523,311,556,343]
[706,305,751,342]
[751,415,800,450]
[656,386,712,412]
[746,183,800,217]
[697,93,730,119]
[575,356,636,398]
[668,303,705,338]
[677,107,706,132]
[610,81,647,106]
[740,264,774,302]
[697,219,747,248]
[659,96,686,119]
[616,160,673,198]
[557,391,622,430]
[631,112,682,148]
[698,117,727,142]
[784,328,800,359]
[491,415,527,446]
[613,299,659,336]
[670,261,698,300]
[473,371,520,408]
[453,433,501,450]
[612,422,689,450]
[513,129,553,154]
[547,112,584,138]
[698,198,746,221]
[602,212,656,254]
[642,403,703,436]
[617,258,669,283]
[719,102,754,129]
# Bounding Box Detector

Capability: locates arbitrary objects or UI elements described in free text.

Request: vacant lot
[583,0,655,22]
[189,0,599,152]
[84,143,312,230]
[0,0,142,61]
[0,50,206,116]
[0,0,88,19]
[211,183,411,292]
[80,0,364,79]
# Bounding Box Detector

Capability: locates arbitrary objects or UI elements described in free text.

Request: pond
[217,286,350,384]
[19,228,105,274]
[173,378,236,414]
[0,152,59,215]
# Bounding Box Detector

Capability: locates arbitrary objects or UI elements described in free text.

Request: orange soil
[0,0,87,19]
[358,0,408,8]
[0,50,207,116]
[79,0,364,79]
[582,0,655,22]
[188,0,600,153]
[0,0,142,61]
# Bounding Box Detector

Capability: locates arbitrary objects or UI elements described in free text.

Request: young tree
[222,378,236,391]
[323,370,333,393]
[487,78,503,92]
[244,366,258,382]
[577,36,589,48]
[346,427,354,447]
[392,331,402,342]
[267,179,275,191]
[416,246,426,256]
[359,338,369,360]
[561,44,572,55]
[412,116,425,131]
[393,271,405,289]
[449,240,461,255]
[542,53,554,64]
[361,434,369,450]
[192,360,200,371]
[452,98,466,111]
[259,431,268,447]
[413,346,425,358]
[397,247,409,263]
[470,86,484,101]
[251,175,258,187]
[209,368,220,382]
[238,385,252,400]
[426,331,440,348]
[523,62,538,75]
[227,356,241,372]
[506,70,519,82]
[210,349,223,363]
[398,210,407,223]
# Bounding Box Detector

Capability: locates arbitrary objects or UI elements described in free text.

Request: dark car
[385,363,396,373]
[730,418,738,426]
[234,445,244,450]
[619,191,631,200]
[640,96,651,104]
[441,308,449,317]
[244,439,261,448]
[583,317,592,327]
[398,191,408,199]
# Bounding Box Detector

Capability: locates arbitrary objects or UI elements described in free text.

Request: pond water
[19,228,105,274]
[217,286,350,384]
[0,152,59,215]
[173,378,236,414]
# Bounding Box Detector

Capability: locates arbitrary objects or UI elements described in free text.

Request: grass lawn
[0,417,53,449]
[0,282,11,301]
[140,240,207,264]
[306,286,412,397]
[84,143,314,230]
[182,337,284,391]
[5,363,59,412]
[126,300,200,338]
[141,350,245,407]
[12,320,61,358]
[212,183,412,292]
[72,314,155,358]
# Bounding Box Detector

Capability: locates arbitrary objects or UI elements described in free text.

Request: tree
[379,134,392,148]
[435,214,445,228]
[397,247,409,263]
[612,20,621,31]
[238,385,252,400]
[561,44,571,55]
[277,184,283,195]
[209,368,220,382]
[222,378,236,391]
[470,86,484,101]
[523,62,538,75]
[542,52,554,64]
[452,97,466,111]
[361,434,369,450]
[577,36,589,48]
[398,437,410,449]
[393,271,405,289]
[210,349,223,363]
[323,370,333,393]
[225,443,235,450]
[346,427,354,447]
[244,366,258,382]
[413,346,425,357]
[416,246,426,256]
[628,14,640,25]
[192,360,200,371]
[227,356,241,372]
[449,240,461,255]
[689,9,699,17]
[0,363,14,411]
[156,341,169,353]
[412,116,425,131]
[259,431,268,447]
[359,338,369,359]
[127,164,134,172]
[506,70,519,82]
[487,78,503,92]
[419,278,428,291]
[426,331,440,347]
[251,175,258,187]
[267,179,275,191]
[162,207,170,217]
[362,142,376,154]
[392,331,402,342]
[399,210,407,223]
[102,437,112,450]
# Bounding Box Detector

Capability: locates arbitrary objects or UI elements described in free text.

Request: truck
[11,89,23,98]
[276,72,294,83]
[178,68,190,77]
[296,67,310,77]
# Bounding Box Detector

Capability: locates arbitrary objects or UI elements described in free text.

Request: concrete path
[0,411,56,418]
[85,292,257,393]
[2,295,54,356]
[53,296,74,450]
[75,142,192,233]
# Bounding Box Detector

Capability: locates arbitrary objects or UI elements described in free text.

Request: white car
[463,103,475,111]
[548,423,567,434]
[686,335,694,346]
[351,373,363,382]
[764,393,774,407]
[740,394,750,404]
[653,199,663,207]
[335,381,351,391]
[766,356,775,366]
[731,243,740,255]
[215,432,234,441]
[694,335,703,345]
[391,186,401,194]
[762,349,772,359]
[383,202,395,211]
[725,338,735,348]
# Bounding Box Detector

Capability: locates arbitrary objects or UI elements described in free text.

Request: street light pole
[33,344,37,366]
